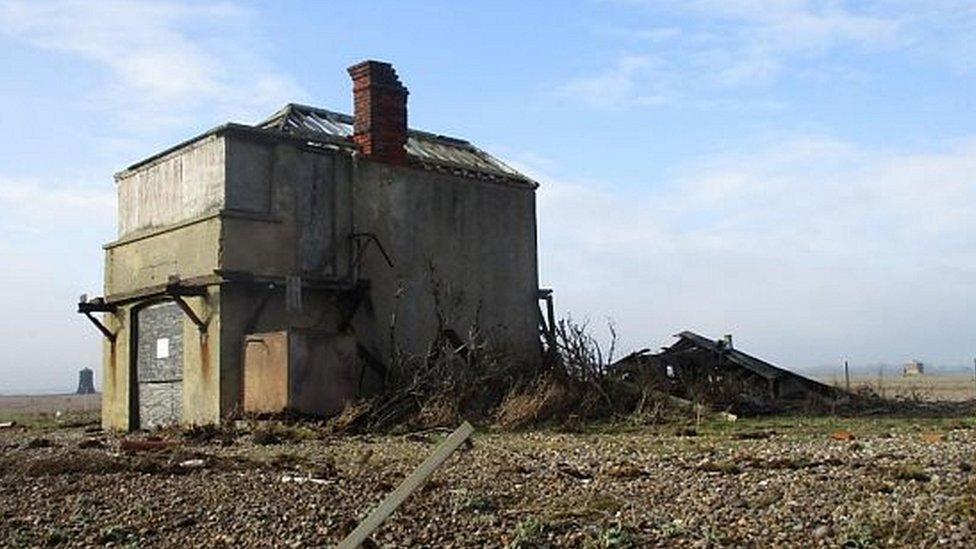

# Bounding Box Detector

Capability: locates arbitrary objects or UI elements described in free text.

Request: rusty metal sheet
[243,332,289,414]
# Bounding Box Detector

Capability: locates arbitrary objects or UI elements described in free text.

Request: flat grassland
[0,393,100,423]
[814,373,976,402]
[1,395,975,547]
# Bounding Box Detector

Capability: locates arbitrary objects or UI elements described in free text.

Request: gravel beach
[2,415,975,547]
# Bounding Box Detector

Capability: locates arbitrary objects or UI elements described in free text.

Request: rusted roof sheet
[259,104,536,187]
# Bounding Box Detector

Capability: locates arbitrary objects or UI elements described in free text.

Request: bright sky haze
[0,0,974,392]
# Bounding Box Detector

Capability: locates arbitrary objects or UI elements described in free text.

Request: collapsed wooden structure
[614,331,843,412]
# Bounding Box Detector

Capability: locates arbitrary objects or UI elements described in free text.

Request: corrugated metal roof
[258,104,536,187]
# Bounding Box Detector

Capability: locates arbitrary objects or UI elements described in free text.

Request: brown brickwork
[347,60,409,165]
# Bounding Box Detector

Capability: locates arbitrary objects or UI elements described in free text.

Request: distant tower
[76,368,95,394]
[903,360,924,377]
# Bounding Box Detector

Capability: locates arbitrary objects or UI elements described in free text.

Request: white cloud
[526,135,976,368]
[686,0,900,84]
[558,55,669,108]
[0,178,115,234]
[0,178,113,393]
[567,1,964,107]
[0,0,305,128]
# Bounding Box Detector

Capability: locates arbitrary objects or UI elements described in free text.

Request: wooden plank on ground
[336,421,474,549]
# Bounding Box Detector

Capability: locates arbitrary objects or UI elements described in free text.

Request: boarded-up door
[136,302,183,429]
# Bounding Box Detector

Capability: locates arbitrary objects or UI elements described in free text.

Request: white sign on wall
[156,338,170,359]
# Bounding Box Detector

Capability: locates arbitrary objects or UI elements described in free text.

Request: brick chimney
[347,60,409,165]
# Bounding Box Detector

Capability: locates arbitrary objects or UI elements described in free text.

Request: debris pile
[328,325,863,432]
[613,331,845,414]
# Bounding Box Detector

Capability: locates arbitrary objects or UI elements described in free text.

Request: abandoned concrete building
[79,61,541,430]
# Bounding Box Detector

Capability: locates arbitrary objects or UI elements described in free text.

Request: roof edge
[114,122,353,179]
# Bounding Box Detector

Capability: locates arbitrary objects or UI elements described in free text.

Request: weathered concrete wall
[104,217,222,296]
[220,134,539,370]
[179,289,222,425]
[217,286,346,416]
[101,311,128,430]
[116,136,225,238]
[352,161,540,365]
[221,138,351,280]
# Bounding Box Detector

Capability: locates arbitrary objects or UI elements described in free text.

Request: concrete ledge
[104,210,283,250]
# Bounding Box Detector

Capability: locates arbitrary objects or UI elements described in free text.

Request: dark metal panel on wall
[136,301,184,428]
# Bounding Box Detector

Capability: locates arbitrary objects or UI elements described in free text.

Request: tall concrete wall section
[221,135,539,367]
[221,136,352,281]
[353,162,540,366]
[103,134,229,430]
[179,288,222,426]
[224,137,272,215]
[101,310,129,430]
[116,135,226,238]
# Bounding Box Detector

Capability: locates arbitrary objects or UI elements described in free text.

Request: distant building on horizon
[903,360,924,377]
[76,367,96,394]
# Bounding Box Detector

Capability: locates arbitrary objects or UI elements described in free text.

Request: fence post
[844,360,850,392]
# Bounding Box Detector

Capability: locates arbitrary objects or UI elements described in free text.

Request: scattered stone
[78,438,104,449]
[25,438,53,449]
[812,525,830,539]
[179,459,207,469]
[830,430,855,441]
[281,474,331,485]
[717,412,738,423]
[2,417,976,546]
[120,439,174,453]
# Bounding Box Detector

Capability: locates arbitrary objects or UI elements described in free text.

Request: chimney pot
[347,60,409,165]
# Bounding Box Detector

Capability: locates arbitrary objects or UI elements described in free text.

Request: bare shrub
[495,374,579,429]
[332,263,648,432]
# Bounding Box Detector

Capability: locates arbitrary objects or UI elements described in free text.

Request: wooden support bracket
[82,311,116,342]
[336,421,474,549]
[171,295,208,333]
[77,299,117,342]
[166,277,209,333]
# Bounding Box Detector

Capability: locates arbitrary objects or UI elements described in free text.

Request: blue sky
[0,0,974,392]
